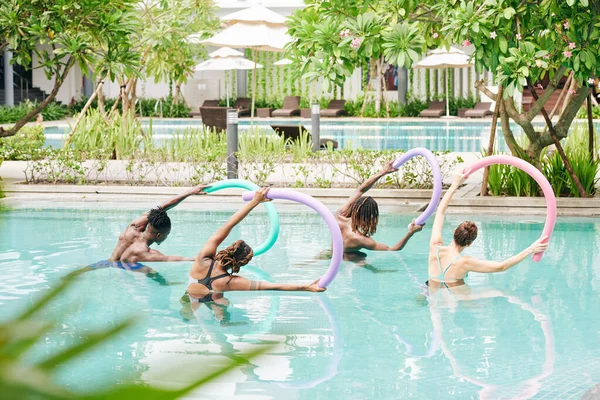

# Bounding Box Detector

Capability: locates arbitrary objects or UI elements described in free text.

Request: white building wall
[32,44,84,104]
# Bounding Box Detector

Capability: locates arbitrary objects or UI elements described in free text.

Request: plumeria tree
[438,0,599,168]
[286,0,436,115]
[0,0,140,138]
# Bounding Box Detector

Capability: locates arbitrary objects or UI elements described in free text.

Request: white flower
[490,31,497,39]
[589,78,596,85]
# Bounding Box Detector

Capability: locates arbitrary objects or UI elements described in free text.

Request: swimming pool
[43,120,600,153]
[1,206,599,398]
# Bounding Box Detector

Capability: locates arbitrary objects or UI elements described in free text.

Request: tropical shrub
[0,277,267,399]
[0,126,45,160]
[0,101,67,124]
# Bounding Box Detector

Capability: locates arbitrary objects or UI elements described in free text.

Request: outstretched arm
[430,173,467,246]
[127,184,210,231]
[362,221,423,251]
[197,188,270,260]
[337,160,397,216]
[462,236,548,273]
[158,184,210,211]
[226,276,326,292]
[142,249,195,262]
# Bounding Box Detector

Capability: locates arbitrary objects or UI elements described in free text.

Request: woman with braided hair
[335,160,423,254]
[187,188,325,304]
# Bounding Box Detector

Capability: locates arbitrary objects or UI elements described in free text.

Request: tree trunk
[97,77,107,119]
[529,84,588,197]
[129,78,138,117]
[0,58,74,138]
[360,60,375,117]
[381,60,390,118]
[64,80,105,146]
[481,86,504,196]
[374,58,382,115]
[499,98,522,157]
[588,92,595,161]
[561,75,577,114]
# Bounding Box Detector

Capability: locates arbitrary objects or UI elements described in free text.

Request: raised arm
[197,188,270,260]
[462,236,548,273]
[158,184,210,211]
[361,221,423,251]
[430,172,467,246]
[226,276,326,292]
[337,160,397,216]
[127,184,210,231]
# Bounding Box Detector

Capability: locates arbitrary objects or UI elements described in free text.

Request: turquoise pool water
[43,120,600,152]
[1,206,600,398]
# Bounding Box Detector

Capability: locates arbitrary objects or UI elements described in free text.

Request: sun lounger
[234,97,251,117]
[201,99,220,107]
[419,101,446,117]
[320,100,347,117]
[271,96,301,117]
[464,102,494,118]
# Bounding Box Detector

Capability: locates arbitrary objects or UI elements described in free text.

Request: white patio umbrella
[197,5,291,121]
[193,47,263,107]
[413,46,473,117]
[273,58,293,66]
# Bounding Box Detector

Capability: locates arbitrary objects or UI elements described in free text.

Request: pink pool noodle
[463,155,556,261]
[242,189,342,288]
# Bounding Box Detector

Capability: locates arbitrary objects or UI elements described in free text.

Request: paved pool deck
[2,174,599,217]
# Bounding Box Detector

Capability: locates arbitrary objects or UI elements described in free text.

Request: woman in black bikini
[187,188,325,305]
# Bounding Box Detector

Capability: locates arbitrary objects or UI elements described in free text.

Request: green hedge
[218,95,477,117]
[68,96,191,118]
[0,101,67,124]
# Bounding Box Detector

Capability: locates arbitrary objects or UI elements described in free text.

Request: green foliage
[438,0,600,97]
[285,0,434,94]
[0,277,270,399]
[0,126,45,160]
[69,109,146,159]
[69,96,190,118]
[0,102,67,124]
[486,126,600,197]
[577,104,600,119]
[139,0,218,88]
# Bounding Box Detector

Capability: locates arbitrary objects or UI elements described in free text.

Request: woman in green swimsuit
[427,172,548,289]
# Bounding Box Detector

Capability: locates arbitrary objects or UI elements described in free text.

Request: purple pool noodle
[242,189,342,288]
[392,148,443,226]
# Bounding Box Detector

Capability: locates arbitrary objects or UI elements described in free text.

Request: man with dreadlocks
[108,184,210,264]
[187,187,325,305]
[336,160,423,253]
[67,185,210,283]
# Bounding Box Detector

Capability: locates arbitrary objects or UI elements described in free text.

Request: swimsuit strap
[197,259,230,291]
[435,246,444,276]
[442,254,462,276]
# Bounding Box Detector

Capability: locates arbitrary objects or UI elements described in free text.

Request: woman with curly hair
[336,160,423,253]
[187,188,325,304]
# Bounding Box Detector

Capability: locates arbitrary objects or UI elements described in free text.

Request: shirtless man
[335,160,423,254]
[109,184,210,263]
[66,185,209,283]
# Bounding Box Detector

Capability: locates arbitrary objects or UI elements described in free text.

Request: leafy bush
[576,104,600,119]
[69,96,190,118]
[0,277,267,399]
[0,126,45,160]
[0,101,67,124]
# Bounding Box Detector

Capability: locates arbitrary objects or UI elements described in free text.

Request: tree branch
[529,81,588,197]
[525,65,567,122]
[0,57,75,138]
[474,80,497,101]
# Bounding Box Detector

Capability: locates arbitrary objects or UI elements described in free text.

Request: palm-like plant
[0,277,268,399]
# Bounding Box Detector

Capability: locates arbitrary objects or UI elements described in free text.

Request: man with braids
[335,160,423,254]
[187,187,324,305]
[67,185,209,284]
